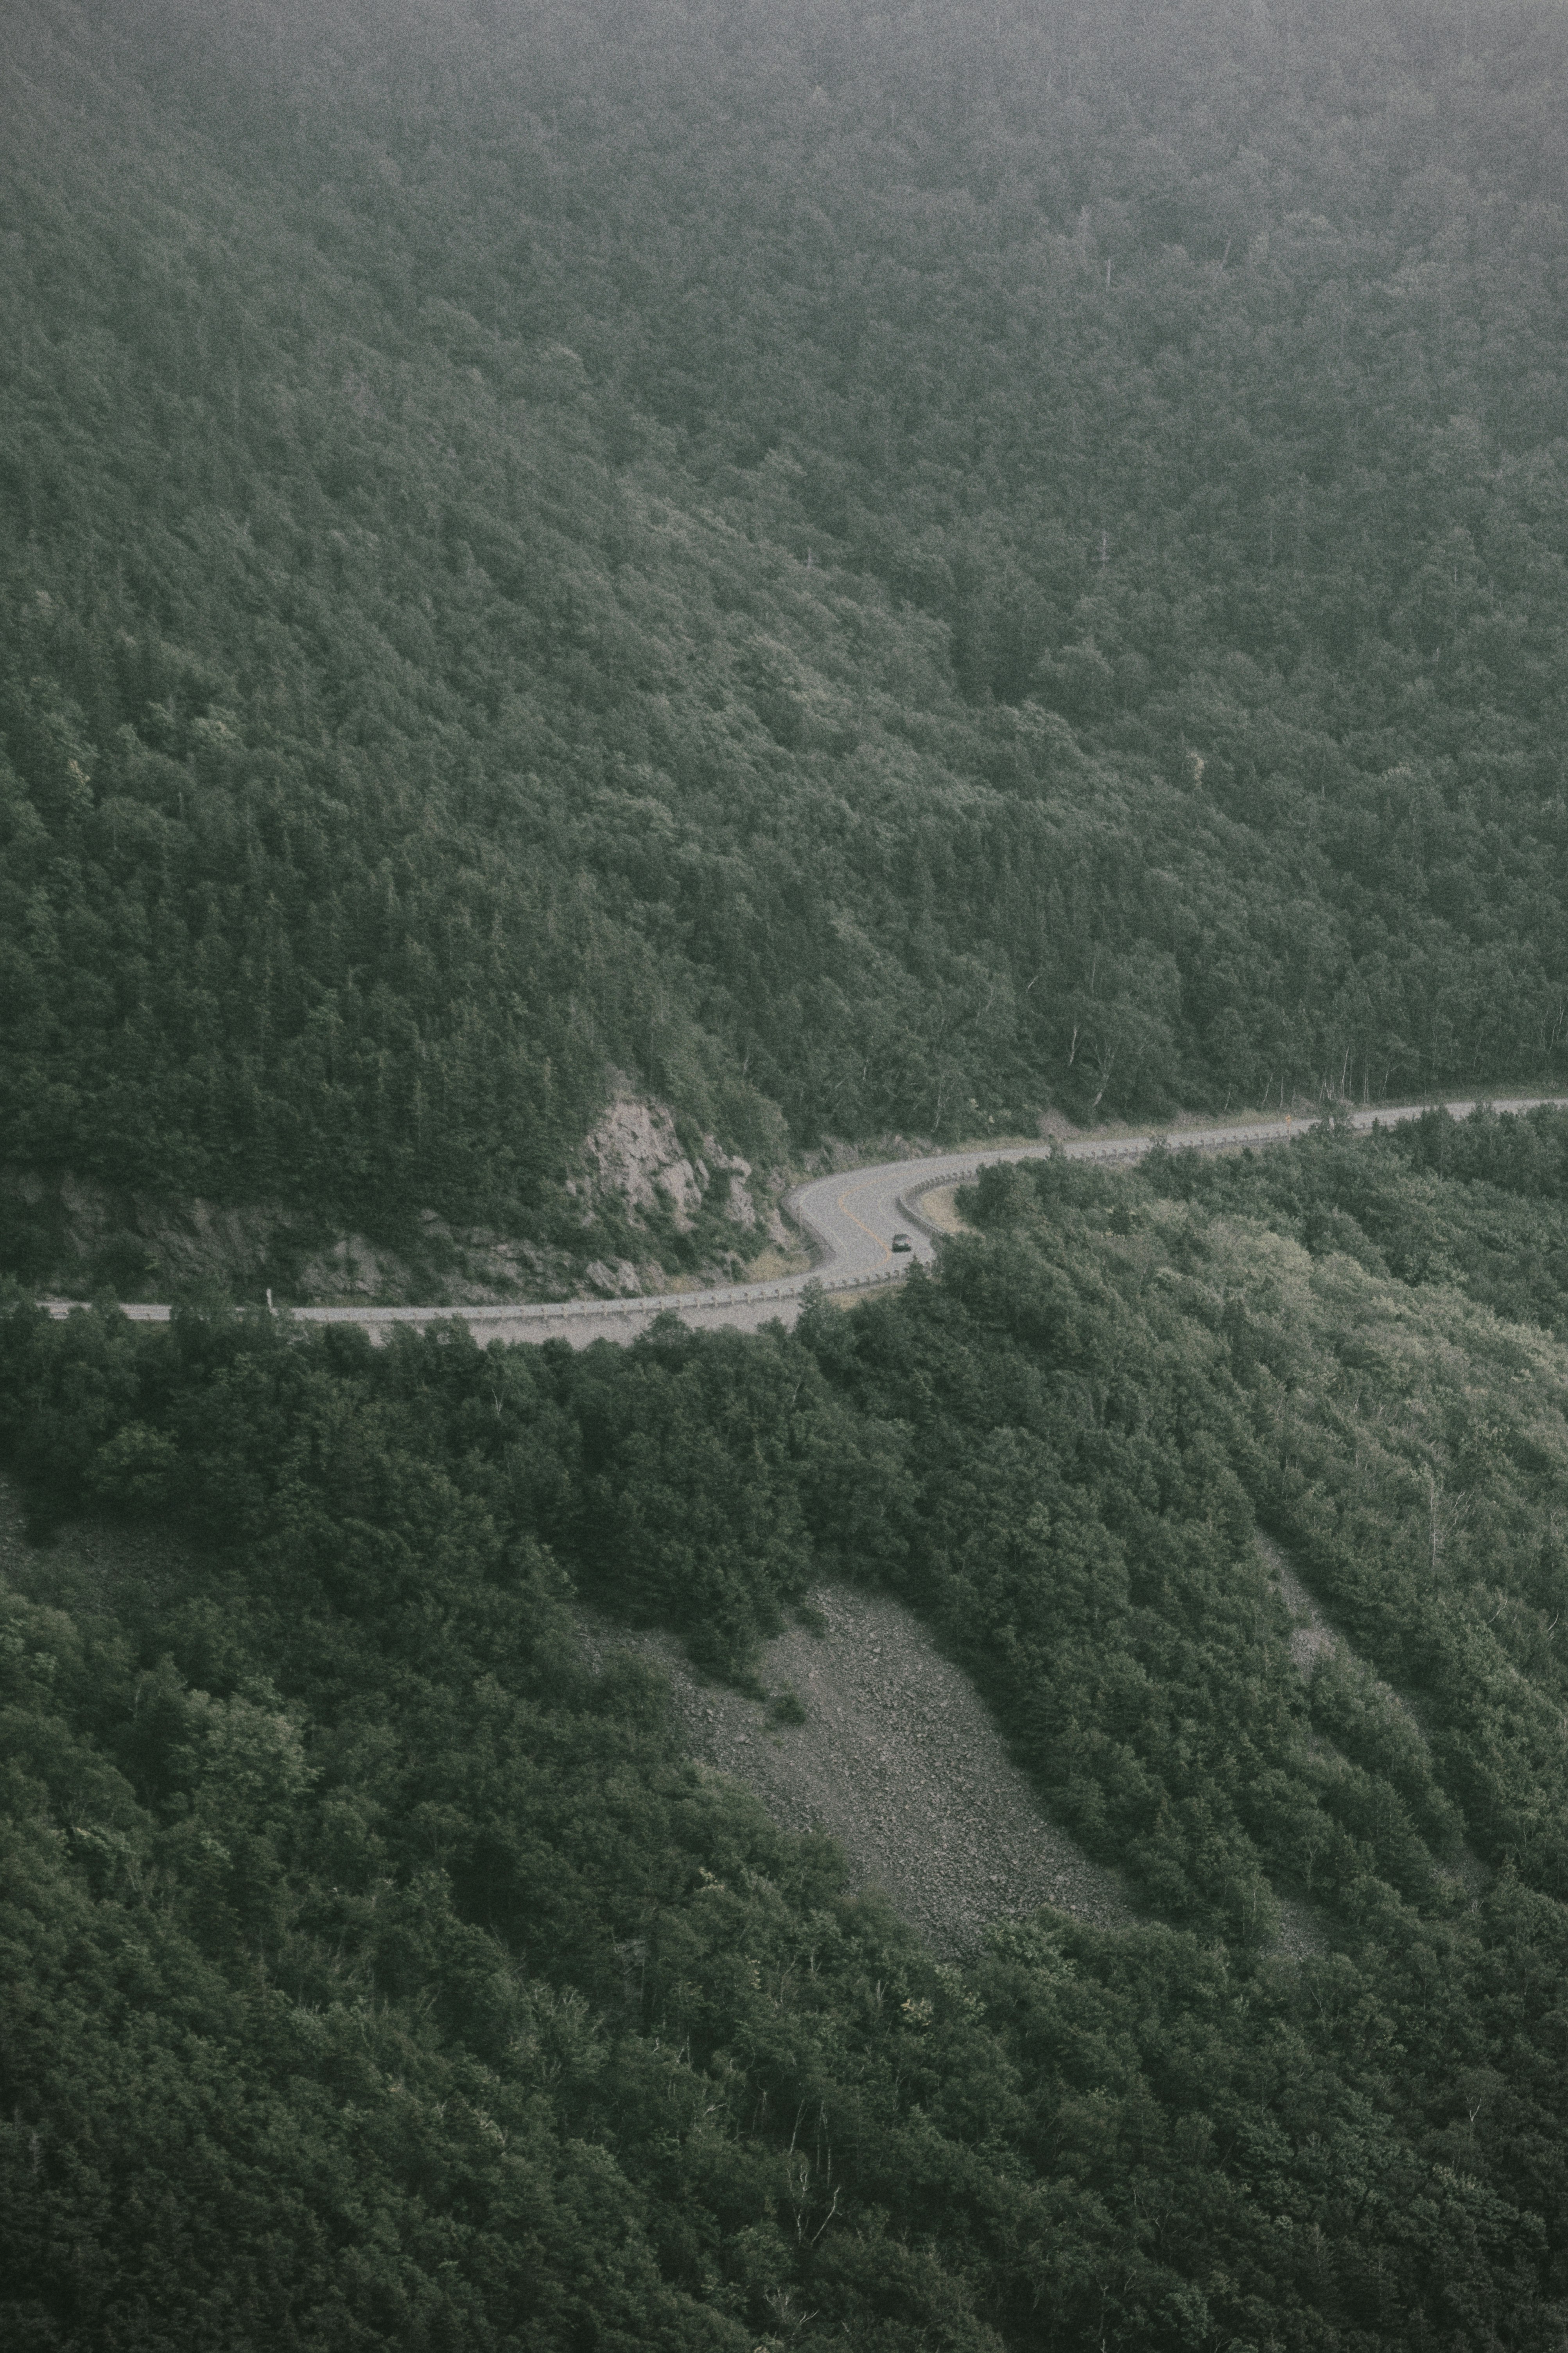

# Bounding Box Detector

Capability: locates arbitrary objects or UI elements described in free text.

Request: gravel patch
[0,1477,1370,1956]
[578,1582,1136,1958]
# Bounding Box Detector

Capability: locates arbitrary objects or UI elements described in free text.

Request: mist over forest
[7,4,1568,2349]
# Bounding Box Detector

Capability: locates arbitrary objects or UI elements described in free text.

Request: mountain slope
[11,1105,1568,2345]
[4,0,1567,1280]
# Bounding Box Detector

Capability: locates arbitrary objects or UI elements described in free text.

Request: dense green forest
[10,1102,1568,2346]
[9,0,1568,2340]
[5,0,1568,1267]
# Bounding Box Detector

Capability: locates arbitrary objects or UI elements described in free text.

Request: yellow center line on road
[834,1179,894,1263]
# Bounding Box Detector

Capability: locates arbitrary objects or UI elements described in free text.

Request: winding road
[44,1096,1568,1347]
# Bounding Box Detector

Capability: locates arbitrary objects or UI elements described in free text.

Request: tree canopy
[9,1103,1568,2344]
[5,0,1568,1268]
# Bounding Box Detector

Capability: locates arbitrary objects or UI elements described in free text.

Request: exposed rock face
[297,1233,417,1299]
[583,1257,644,1297]
[581,1096,762,1236]
[585,1099,689,1217]
[702,1137,759,1230]
[409,1211,554,1302]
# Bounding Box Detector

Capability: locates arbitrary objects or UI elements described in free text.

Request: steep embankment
[9,1092,803,1308]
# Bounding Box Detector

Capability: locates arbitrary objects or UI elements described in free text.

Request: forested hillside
[5,0,1568,1276]
[11,5,1568,2341]
[10,1103,1568,2346]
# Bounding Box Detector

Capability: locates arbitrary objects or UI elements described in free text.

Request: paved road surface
[42,1095,1567,1347]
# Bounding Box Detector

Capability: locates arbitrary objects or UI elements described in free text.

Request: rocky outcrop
[4,1094,783,1309]
[583,1257,644,1297]
[297,1232,410,1300]
[582,1097,695,1220]
[579,1095,765,1236]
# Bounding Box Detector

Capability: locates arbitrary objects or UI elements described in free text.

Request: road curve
[41,1095,1568,1349]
